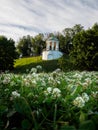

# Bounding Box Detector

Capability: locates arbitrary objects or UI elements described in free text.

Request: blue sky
[0,0,98,42]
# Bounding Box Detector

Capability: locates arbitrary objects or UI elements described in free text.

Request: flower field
[0,67,98,130]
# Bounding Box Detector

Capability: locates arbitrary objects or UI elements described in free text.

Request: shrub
[70,27,98,71]
[58,54,74,71]
[0,36,17,71]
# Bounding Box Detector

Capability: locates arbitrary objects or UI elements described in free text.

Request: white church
[42,36,63,60]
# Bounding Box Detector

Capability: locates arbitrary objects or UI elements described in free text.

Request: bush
[58,54,74,71]
[0,36,16,71]
[69,26,98,71]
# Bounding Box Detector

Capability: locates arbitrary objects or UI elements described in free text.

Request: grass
[14,56,59,73]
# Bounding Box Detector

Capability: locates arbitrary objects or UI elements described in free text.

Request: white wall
[42,50,63,60]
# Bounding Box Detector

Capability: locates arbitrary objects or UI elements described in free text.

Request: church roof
[47,36,58,41]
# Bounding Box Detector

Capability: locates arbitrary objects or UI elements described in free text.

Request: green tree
[73,24,84,34]
[62,24,84,54]
[70,24,98,70]
[32,33,45,56]
[44,25,84,71]
[17,35,33,57]
[0,36,16,71]
[17,34,45,57]
[92,22,98,32]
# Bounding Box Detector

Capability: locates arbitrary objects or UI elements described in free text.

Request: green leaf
[79,120,95,130]
[14,97,32,120]
[22,119,31,129]
[79,111,86,123]
[0,105,8,114]
[91,115,98,129]
[70,86,77,95]
[60,125,76,130]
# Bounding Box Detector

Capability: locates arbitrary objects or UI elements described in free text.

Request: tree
[70,24,98,70]
[17,35,33,57]
[17,34,45,57]
[0,36,16,71]
[32,34,45,56]
[62,24,84,54]
[56,32,66,52]
[92,22,98,32]
[72,24,84,34]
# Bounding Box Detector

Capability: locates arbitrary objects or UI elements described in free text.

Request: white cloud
[0,0,98,42]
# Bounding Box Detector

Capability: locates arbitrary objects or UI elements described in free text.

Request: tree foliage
[31,34,45,56]
[17,35,33,57]
[70,23,98,70]
[0,36,16,71]
[62,24,84,54]
[17,34,45,57]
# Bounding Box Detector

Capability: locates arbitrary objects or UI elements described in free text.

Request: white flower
[47,87,52,93]
[53,88,61,94]
[30,68,37,73]
[54,68,61,73]
[73,96,85,108]
[32,80,37,85]
[36,65,42,70]
[23,79,30,86]
[57,80,61,84]
[82,93,89,102]
[73,73,82,79]
[12,91,20,98]
[82,82,88,89]
[52,88,61,97]
[45,87,61,98]
[85,78,91,84]
[92,91,98,98]
[3,77,10,84]
[41,80,46,86]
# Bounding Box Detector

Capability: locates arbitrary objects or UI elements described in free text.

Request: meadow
[14,56,59,73]
[0,56,98,130]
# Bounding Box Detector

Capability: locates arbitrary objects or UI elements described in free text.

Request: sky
[0,0,98,42]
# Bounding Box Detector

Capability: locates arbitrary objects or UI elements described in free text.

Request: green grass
[14,56,59,73]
